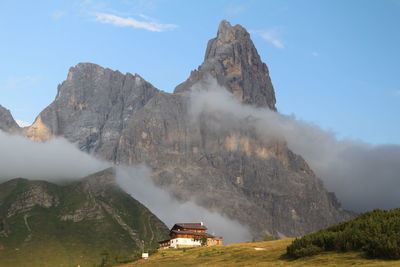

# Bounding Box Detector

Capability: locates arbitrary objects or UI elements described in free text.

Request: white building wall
[169,238,202,248]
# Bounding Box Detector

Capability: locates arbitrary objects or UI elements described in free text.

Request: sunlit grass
[118,239,400,267]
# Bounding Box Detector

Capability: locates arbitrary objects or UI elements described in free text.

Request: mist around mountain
[0,20,398,251]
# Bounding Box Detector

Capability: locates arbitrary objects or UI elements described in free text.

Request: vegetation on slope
[117,239,399,267]
[287,208,400,259]
[0,169,169,267]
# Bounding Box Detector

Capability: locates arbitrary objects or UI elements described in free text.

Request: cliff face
[0,105,20,133]
[24,63,159,156]
[21,20,352,238]
[114,94,350,238]
[0,168,169,267]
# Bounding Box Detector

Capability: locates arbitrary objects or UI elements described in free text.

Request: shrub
[289,245,322,258]
[263,234,277,241]
[286,208,400,260]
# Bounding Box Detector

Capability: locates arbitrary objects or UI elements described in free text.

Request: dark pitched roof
[171,230,215,238]
[158,239,171,244]
[173,223,207,230]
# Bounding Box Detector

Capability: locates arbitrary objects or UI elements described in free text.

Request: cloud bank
[116,166,252,244]
[189,78,400,212]
[94,13,177,32]
[0,130,251,243]
[15,120,31,127]
[0,131,109,182]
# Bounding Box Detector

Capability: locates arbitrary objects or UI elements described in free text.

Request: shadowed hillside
[0,168,169,267]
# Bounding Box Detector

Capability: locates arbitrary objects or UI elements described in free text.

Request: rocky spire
[174,20,276,110]
[0,105,20,133]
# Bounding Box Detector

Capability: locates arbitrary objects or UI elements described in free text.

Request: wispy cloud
[225,6,246,15]
[253,29,285,49]
[393,89,400,96]
[0,76,40,90]
[15,120,31,127]
[52,11,65,19]
[93,12,177,32]
[312,51,320,57]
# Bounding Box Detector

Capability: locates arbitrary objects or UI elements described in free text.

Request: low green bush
[286,208,400,260]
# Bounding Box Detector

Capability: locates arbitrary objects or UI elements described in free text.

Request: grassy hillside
[0,168,169,267]
[118,239,400,267]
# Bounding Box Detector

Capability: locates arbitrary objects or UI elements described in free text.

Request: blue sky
[0,0,399,145]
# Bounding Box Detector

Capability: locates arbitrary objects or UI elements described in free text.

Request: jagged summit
[175,20,276,110]
[67,62,139,76]
[64,63,147,88]
[25,61,160,144]
[214,20,248,45]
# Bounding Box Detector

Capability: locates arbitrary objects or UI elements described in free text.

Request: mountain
[23,63,159,149]
[174,20,276,110]
[0,168,169,267]
[0,105,20,133]
[5,20,352,238]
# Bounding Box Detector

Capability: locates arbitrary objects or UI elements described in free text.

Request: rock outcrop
[0,105,20,133]
[17,20,352,238]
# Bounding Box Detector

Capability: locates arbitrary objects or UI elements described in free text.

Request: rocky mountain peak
[214,20,248,44]
[25,62,160,154]
[175,20,276,110]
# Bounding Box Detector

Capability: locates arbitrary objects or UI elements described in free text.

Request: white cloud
[0,131,109,181]
[188,78,400,212]
[394,89,400,96]
[0,76,40,90]
[312,51,320,57]
[226,6,245,15]
[117,166,252,244]
[94,12,177,32]
[254,29,285,49]
[52,11,65,19]
[15,120,31,127]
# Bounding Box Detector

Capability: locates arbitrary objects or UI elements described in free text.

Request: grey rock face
[25,63,159,159]
[115,92,352,237]
[21,21,352,238]
[175,20,276,110]
[0,105,20,133]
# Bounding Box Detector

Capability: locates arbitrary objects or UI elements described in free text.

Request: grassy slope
[0,173,169,267]
[118,239,400,267]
